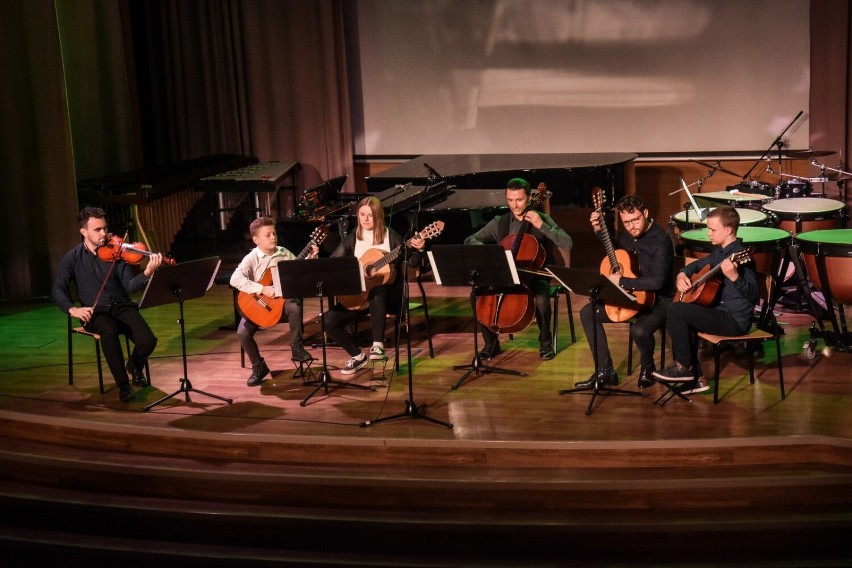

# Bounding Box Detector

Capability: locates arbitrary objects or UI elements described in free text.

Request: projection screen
[347,0,810,157]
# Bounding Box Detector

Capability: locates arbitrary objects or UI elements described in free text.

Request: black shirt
[52,244,149,313]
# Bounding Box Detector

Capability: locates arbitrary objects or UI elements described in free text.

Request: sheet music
[545,267,637,303]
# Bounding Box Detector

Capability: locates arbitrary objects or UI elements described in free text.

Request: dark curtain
[1,0,352,300]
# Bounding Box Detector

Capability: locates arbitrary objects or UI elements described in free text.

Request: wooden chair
[697,271,786,404]
[67,315,148,394]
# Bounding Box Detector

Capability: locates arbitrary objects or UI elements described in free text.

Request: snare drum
[775,179,812,199]
[762,197,847,234]
[671,207,768,233]
[795,229,852,305]
[680,226,791,275]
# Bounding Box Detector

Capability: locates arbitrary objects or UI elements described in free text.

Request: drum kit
[671,150,852,356]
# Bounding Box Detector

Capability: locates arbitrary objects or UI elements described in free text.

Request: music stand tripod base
[138,257,233,412]
[428,244,527,390]
[276,257,375,407]
[547,266,644,415]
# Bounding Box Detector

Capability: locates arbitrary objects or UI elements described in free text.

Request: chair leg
[67,319,74,386]
[551,290,559,353]
[776,334,786,400]
[627,331,634,375]
[566,291,576,344]
[712,345,721,404]
[417,279,434,358]
[94,340,105,395]
[659,327,666,369]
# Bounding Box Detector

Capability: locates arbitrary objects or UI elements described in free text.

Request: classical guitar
[675,247,753,306]
[337,221,445,311]
[592,187,654,322]
[237,224,329,328]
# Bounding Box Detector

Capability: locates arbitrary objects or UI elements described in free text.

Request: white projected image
[349,0,810,155]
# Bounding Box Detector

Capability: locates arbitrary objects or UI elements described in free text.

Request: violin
[475,184,551,334]
[97,234,175,265]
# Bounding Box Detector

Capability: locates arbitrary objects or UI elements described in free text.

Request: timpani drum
[680,226,791,275]
[795,229,852,306]
[671,207,768,234]
[696,189,773,211]
[761,197,847,235]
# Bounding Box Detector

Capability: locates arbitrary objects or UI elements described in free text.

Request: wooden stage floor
[1,282,851,565]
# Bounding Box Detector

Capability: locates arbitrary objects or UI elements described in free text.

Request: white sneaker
[341,354,368,375]
[677,378,709,395]
[369,345,386,360]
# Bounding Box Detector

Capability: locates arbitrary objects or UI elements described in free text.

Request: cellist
[464,178,573,361]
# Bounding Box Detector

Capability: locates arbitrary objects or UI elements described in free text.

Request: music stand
[276,256,372,406]
[140,257,233,412]
[547,266,644,416]
[428,245,527,389]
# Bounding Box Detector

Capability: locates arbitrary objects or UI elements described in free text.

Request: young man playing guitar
[653,206,758,394]
[575,194,674,389]
[230,217,319,386]
[324,195,427,375]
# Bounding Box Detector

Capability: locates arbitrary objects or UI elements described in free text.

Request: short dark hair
[78,207,106,229]
[249,216,276,237]
[708,205,740,233]
[506,177,531,196]
[615,195,647,214]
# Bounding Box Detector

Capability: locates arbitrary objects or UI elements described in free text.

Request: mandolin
[675,247,753,306]
[237,224,329,328]
[592,187,654,322]
[337,221,445,311]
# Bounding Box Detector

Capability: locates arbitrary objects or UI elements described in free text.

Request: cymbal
[784,150,836,158]
[693,160,741,178]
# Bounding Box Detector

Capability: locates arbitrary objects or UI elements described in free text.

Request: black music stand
[276,257,373,406]
[547,266,644,416]
[141,257,233,412]
[428,245,527,389]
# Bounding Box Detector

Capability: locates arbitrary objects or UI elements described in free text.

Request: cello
[475,185,550,334]
[591,187,654,322]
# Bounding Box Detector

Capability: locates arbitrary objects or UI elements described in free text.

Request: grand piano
[365,153,637,243]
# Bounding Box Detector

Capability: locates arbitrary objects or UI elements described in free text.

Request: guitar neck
[597,222,620,273]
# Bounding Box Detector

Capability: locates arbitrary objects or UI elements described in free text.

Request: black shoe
[574,368,618,389]
[637,364,656,389]
[247,359,270,387]
[652,361,694,382]
[291,344,313,362]
[118,384,135,403]
[478,342,501,360]
[126,359,147,387]
[540,349,556,360]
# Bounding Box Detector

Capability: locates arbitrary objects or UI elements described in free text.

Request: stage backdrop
[347,0,810,156]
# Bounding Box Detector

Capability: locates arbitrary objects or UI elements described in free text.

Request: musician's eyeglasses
[621,216,645,227]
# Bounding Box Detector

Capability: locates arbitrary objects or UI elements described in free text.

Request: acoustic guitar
[592,187,654,322]
[337,221,445,311]
[237,224,329,328]
[675,248,753,306]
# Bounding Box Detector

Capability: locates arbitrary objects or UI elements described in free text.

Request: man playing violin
[230,216,318,387]
[52,207,163,402]
[653,206,758,394]
[465,178,573,361]
[575,194,674,389]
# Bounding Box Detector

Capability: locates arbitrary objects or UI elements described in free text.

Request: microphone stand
[362,194,452,429]
[742,110,804,180]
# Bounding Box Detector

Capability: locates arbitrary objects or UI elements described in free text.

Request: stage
[1,281,851,566]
